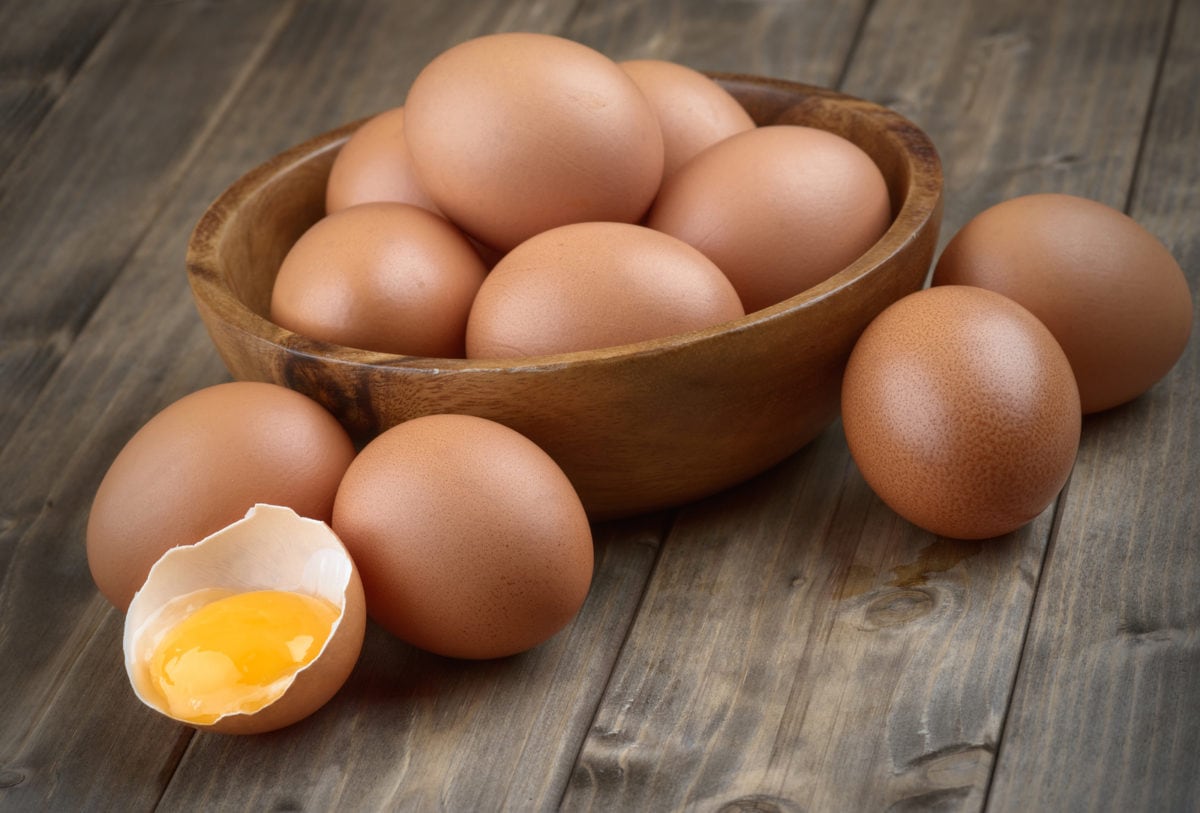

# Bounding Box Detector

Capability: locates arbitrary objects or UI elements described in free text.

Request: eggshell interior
[124,503,364,733]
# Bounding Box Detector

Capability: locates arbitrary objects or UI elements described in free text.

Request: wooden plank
[561,0,1176,808]
[0,0,295,763]
[0,608,196,811]
[0,0,294,455]
[0,0,130,175]
[562,430,1049,810]
[987,0,1200,808]
[854,0,1171,238]
[852,0,1173,237]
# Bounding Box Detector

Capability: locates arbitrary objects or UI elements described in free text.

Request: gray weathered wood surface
[1,0,1195,809]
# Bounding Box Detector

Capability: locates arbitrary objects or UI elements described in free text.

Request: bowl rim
[187,73,942,375]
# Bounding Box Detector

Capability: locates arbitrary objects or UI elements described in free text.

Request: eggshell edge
[123,503,366,734]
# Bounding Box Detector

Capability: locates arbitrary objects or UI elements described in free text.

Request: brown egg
[465,222,745,358]
[124,505,366,734]
[87,382,356,610]
[332,414,594,659]
[931,193,1194,413]
[619,59,755,180]
[647,125,892,313]
[270,202,487,357]
[325,106,441,216]
[841,286,1081,540]
[403,32,664,252]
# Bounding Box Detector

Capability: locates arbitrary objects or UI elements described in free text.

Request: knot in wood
[861,588,934,629]
[0,769,26,789]
[717,793,803,813]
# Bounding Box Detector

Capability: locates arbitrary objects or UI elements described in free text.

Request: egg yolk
[148,589,339,725]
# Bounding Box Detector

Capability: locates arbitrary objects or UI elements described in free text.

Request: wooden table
[2,0,1197,809]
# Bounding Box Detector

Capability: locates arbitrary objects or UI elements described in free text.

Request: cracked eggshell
[124,504,366,735]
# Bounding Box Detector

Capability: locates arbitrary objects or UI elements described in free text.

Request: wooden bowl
[187,75,942,519]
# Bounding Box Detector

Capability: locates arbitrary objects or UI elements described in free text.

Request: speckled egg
[932,193,1193,413]
[841,285,1081,539]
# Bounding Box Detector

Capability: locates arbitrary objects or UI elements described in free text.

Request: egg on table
[87,381,356,610]
[932,192,1193,413]
[332,414,594,660]
[841,285,1081,540]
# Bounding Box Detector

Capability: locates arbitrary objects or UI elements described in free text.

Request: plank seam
[1122,0,1182,216]
[832,0,879,92]
[979,470,1074,812]
[553,509,676,809]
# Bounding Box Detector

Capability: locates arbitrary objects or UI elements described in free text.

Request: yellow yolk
[148,589,339,724]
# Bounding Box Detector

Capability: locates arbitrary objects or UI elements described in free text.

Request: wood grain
[563,0,1178,808]
[847,0,1174,241]
[563,429,1050,810]
[0,0,129,175]
[0,0,294,455]
[565,0,870,81]
[987,0,1200,807]
[0,0,296,768]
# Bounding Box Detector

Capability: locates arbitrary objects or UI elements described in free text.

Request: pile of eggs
[270,32,894,358]
[86,31,1193,736]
